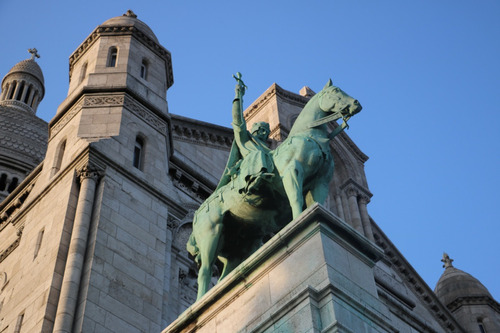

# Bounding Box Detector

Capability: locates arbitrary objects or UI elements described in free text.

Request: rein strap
[307,111,343,128]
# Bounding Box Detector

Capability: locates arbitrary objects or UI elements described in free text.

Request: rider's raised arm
[231,84,251,150]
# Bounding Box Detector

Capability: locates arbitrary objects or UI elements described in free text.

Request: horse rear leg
[281,162,304,219]
[218,257,242,282]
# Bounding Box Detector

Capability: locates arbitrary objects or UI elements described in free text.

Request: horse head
[318,79,362,119]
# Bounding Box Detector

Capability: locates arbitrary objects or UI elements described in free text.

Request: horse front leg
[281,161,304,219]
[196,216,223,300]
[305,161,333,207]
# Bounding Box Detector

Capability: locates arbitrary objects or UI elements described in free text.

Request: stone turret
[435,253,500,332]
[0,50,48,202]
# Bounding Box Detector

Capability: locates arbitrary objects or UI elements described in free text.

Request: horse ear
[323,79,333,90]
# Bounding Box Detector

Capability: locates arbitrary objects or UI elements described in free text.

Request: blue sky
[1,1,499,302]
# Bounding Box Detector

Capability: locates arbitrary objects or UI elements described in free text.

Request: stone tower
[0,50,47,202]
[435,253,500,332]
[0,10,175,332]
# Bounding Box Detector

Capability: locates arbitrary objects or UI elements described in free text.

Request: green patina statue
[187,73,362,300]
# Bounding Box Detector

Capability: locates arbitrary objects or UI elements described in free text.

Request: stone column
[0,83,6,100]
[358,195,374,241]
[346,188,363,234]
[20,83,29,103]
[31,94,40,111]
[53,166,100,333]
[335,194,345,220]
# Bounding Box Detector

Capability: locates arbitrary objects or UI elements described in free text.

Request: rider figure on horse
[217,73,275,194]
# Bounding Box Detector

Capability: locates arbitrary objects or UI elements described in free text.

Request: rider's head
[251,122,270,142]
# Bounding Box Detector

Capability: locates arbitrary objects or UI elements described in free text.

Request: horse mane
[287,87,326,137]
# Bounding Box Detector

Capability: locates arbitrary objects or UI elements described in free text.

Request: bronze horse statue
[187,79,362,300]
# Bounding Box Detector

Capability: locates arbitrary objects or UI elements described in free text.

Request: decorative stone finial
[28,48,40,60]
[123,9,137,18]
[441,252,454,269]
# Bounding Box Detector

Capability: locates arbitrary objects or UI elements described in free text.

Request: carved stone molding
[50,93,168,139]
[0,181,36,231]
[0,100,34,114]
[50,98,84,139]
[0,233,21,264]
[83,95,124,107]
[172,123,232,150]
[123,95,168,135]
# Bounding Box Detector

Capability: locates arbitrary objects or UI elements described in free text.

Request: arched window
[140,59,148,79]
[0,173,7,191]
[107,47,118,67]
[79,62,88,83]
[7,177,18,193]
[478,319,487,333]
[51,139,67,177]
[133,136,145,170]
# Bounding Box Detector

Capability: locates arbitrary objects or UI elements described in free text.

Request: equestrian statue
[187,73,362,300]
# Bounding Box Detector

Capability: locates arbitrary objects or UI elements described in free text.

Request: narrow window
[51,139,66,177]
[23,85,31,103]
[133,137,144,170]
[14,312,24,333]
[79,62,88,83]
[8,81,16,99]
[107,47,118,67]
[15,82,24,101]
[140,60,148,79]
[33,228,45,259]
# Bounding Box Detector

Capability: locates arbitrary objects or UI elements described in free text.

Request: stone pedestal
[163,204,396,333]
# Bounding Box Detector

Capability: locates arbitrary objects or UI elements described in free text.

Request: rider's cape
[215,140,242,191]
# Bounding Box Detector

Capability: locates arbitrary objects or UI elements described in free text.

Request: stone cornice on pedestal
[163,203,386,333]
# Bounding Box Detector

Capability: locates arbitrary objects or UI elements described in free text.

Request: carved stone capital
[340,178,372,200]
[76,165,102,183]
[358,194,371,205]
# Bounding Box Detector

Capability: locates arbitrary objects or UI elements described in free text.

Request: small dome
[435,254,492,306]
[2,58,44,86]
[100,10,159,43]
